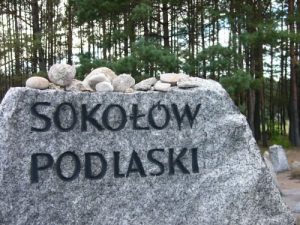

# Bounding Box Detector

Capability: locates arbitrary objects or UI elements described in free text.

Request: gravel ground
[276,150,300,225]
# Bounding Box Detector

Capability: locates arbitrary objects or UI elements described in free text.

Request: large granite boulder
[0,79,295,225]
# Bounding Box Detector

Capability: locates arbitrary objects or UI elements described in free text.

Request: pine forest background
[1,0,300,147]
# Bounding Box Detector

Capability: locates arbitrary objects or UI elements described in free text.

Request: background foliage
[0,0,300,147]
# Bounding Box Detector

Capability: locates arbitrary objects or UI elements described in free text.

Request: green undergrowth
[269,134,292,149]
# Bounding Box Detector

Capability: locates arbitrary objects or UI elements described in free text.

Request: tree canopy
[0,0,300,147]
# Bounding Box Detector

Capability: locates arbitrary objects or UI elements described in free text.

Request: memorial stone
[269,145,290,173]
[0,79,295,225]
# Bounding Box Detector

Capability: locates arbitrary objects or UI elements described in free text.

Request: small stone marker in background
[269,145,290,173]
[0,79,295,224]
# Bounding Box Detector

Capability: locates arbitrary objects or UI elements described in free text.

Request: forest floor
[276,148,300,224]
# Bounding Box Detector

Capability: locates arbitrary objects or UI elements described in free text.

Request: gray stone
[177,77,202,88]
[83,72,110,90]
[154,81,171,92]
[125,87,135,93]
[48,83,62,90]
[86,67,117,82]
[66,79,93,92]
[134,77,157,91]
[25,76,49,90]
[112,74,135,92]
[291,161,300,170]
[293,202,300,213]
[95,81,114,92]
[263,151,280,191]
[160,73,189,86]
[269,145,290,173]
[0,79,295,225]
[48,64,76,86]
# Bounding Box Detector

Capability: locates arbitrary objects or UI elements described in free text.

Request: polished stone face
[0,80,295,225]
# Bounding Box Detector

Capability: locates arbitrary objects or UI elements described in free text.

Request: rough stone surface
[160,73,189,86]
[85,67,117,82]
[83,72,110,90]
[291,161,300,170]
[66,79,93,92]
[25,76,49,90]
[48,64,76,86]
[125,87,134,93]
[0,80,295,225]
[154,81,171,92]
[134,77,157,91]
[177,77,202,88]
[294,203,300,213]
[48,83,62,90]
[263,151,280,191]
[269,145,290,173]
[112,74,135,92]
[95,81,114,92]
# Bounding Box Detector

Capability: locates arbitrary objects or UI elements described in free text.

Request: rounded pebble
[160,73,189,86]
[83,72,110,90]
[95,82,114,92]
[134,77,157,91]
[66,79,93,92]
[177,77,202,88]
[25,76,49,90]
[48,64,76,86]
[154,81,171,92]
[112,74,135,92]
[85,67,117,82]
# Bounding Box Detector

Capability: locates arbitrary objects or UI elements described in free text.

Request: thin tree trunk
[162,3,169,49]
[67,0,73,65]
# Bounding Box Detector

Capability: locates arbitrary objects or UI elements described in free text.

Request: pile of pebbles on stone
[25,64,203,92]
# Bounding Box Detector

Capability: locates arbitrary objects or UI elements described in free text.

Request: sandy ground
[276,149,300,224]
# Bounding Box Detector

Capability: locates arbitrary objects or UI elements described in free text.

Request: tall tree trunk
[297,0,300,135]
[47,0,54,68]
[102,20,107,59]
[31,0,39,73]
[13,0,21,79]
[288,0,300,146]
[67,0,73,65]
[162,3,169,48]
[32,0,46,72]
[200,0,206,78]
[270,46,274,135]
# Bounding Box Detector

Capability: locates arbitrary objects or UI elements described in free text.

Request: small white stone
[48,64,76,86]
[112,74,135,92]
[154,81,171,92]
[160,73,189,86]
[291,161,300,170]
[25,76,49,90]
[177,77,202,88]
[293,202,300,213]
[134,77,157,91]
[85,67,117,82]
[48,83,62,90]
[83,72,110,90]
[66,79,93,92]
[95,82,114,92]
[125,88,134,93]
